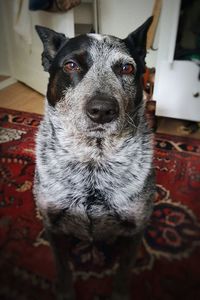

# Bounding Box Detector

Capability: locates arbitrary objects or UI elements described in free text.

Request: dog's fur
[34,17,155,300]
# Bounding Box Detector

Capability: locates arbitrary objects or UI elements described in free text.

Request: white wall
[98,0,159,67]
[74,2,93,25]
[0,1,11,76]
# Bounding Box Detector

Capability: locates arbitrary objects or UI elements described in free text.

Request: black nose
[86,96,119,124]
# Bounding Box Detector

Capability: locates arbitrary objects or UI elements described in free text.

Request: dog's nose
[86,97,119,124]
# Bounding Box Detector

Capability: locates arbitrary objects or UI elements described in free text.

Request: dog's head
[36,17,152,137]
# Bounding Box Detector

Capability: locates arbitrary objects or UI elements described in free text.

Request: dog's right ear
[123,17,153,73]
[35,25,69,72]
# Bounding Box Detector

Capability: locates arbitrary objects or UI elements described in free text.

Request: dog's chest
[36,125,152,241]
[43,157,140,241]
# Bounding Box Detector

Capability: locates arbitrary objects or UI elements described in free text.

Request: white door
[0,0,75,95]
[153,0,200,121]
[155,61,200,121]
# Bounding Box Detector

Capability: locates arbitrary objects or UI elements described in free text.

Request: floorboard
[0,82,44,114]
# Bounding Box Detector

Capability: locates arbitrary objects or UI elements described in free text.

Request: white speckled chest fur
[34,17,155,300]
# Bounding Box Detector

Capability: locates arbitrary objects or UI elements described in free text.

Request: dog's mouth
[84,121,120,138]
[89,127,104,132]
[75,115,121,137]
[83,123,112,138]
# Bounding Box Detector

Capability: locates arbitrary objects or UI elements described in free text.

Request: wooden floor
[0,80,199,139]
[0,81,44,114]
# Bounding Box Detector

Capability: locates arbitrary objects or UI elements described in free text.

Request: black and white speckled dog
[34,17,155,300]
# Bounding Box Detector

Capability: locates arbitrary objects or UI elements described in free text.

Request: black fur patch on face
[47,35,93,106]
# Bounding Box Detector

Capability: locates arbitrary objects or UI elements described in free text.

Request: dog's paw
[56,292,75,300]
[110,293,130,300]
[54,280,75,300]
[94,296,111,300]
[54,285,75,300]
[95,294,129,300]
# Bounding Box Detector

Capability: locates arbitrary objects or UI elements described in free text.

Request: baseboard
[0,77,17,90]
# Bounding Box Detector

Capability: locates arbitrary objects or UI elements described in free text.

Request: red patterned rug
[0,107,200,300]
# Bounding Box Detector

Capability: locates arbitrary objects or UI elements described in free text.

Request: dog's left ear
[123,17,153,71]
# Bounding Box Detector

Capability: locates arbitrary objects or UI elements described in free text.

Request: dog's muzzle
[85,96,119,124]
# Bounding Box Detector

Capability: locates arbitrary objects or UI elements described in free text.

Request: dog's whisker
[125,113,137,128]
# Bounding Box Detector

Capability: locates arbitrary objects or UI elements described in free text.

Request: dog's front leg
[46,229,75,300]
[111,234,143,300]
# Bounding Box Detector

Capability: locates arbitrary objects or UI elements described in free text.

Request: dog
[34,17,155,300]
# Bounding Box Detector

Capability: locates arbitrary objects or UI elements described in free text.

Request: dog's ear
[123,17,153,71]
[35,25,68,72]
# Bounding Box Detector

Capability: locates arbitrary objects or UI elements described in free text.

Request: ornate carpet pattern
[0,108,200,300]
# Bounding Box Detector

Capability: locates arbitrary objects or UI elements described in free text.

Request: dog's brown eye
[121,64,134,75]
[64,61,80,72]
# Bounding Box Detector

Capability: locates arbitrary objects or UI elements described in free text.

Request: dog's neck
[58,131,131,163]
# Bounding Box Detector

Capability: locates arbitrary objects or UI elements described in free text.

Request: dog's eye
[121,64,135,75]
[64,61,80,72]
